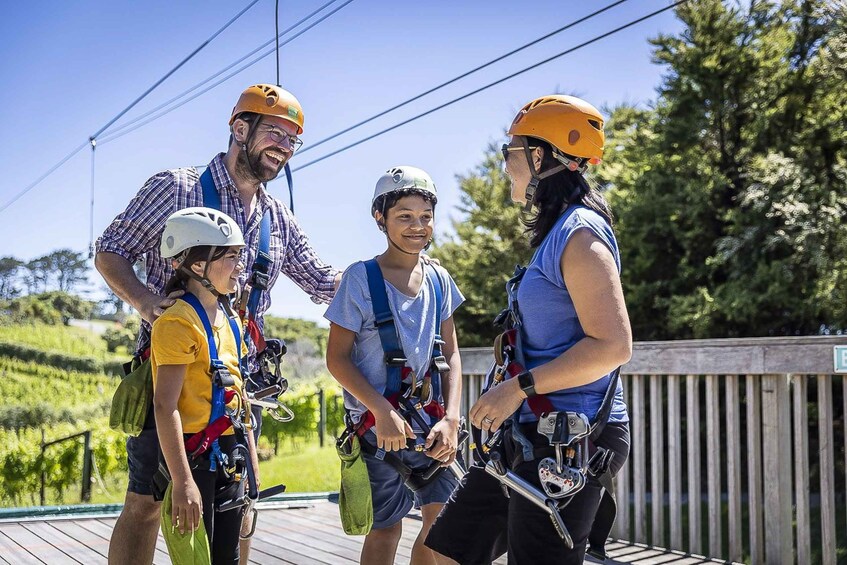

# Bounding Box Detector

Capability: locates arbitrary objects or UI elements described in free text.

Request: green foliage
[4,291,95,325]
[102,316,140,353]
[0,320,113,358]
[0,257,23,300]
[0,342,103,374]
[260,379,344,455]
[428,144,532,346]
[597,0,847,339]
[263,315,329,355]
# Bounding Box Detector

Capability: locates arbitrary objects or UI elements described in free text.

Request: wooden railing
[459,336,846,564]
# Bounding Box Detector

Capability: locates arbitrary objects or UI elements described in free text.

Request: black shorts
[126,425,159,496]
[425,422,630,565]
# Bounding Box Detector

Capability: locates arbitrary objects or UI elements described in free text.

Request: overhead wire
[297,0,630,156]
[291,0,687,173]
[0,0,348,216]
[98,0,347,144]
[90,0,261,141]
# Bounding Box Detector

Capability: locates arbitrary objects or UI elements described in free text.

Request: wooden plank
[460,336,847,378]
[667,375,682,550]
[44,520,109,559]
[705,374,722,559]
[0,531,31,564]
[844,375,847,556]
[725,374,742,562]
[792,375,811,565]
[614,374,631,540]
[77,518,171,565]
[0,523,73,563]
[762,374,793,562]
[632,374,647,543]
[649,374,665,547]
[23,521,105,564]
[746,376,763,565]
[686,374,702,555]
[818,374,836,565]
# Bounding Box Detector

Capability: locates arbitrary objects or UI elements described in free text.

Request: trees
[600,0,846,339]
[0,257,23,300]
[428,144,532,346]
[435,0,846,342]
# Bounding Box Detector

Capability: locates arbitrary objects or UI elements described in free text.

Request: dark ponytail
[163,245,229,295]
[521,138,613,248]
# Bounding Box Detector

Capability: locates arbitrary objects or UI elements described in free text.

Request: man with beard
[96,84,340,565]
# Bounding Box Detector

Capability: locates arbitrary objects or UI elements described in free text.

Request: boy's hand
[374,408,415,451]
[171,478,202,535]
[425,417,459,466]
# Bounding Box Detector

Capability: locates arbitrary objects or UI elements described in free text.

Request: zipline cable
[0,142,89,215]
[98,0,354,146]
[291,0,687,173]
[0,0,349,215]
[298,0,630,156]
[99,0,342,142]
[91,0,261,141]
[274,0,296,212]
[89,140,96,259]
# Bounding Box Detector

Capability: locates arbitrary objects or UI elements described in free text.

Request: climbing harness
[339,259,466,492]
[150,293,286,530]
[471,265,620,556]
[198,168,293,423]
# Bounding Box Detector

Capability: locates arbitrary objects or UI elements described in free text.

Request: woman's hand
[425,416,459,466]
[470,379,524,433]
[171,479,202,535]
[374,407,415,451]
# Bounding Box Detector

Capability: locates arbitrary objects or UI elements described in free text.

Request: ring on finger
[482,416,494,424]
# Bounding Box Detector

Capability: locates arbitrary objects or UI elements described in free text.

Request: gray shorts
[360,430,459,530]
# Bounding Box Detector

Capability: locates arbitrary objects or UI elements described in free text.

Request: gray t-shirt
[324,260,464,424]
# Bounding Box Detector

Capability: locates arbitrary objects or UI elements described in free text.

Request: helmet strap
[177,246,223,298]
[520,137,565,212]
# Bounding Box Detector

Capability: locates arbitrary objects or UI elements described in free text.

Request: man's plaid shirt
[96,153,338,364]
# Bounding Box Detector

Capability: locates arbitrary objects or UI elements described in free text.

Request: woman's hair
[521,137,614,248]
[372,188,437,220]
[163,245,229,295]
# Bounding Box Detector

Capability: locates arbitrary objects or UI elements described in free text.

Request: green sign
[834,346,847,373]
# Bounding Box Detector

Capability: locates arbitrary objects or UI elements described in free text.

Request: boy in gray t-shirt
[325,166,464,565]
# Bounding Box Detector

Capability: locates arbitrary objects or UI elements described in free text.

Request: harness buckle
[384,351,407,366]
[249,268,270,292]
[211,362,236,388]
[431,355,450,375]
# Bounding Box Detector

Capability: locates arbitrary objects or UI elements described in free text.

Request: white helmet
[160,207,245,259]
[371,166,437,214]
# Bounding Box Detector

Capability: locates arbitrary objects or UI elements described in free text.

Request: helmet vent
[588,119,602,130]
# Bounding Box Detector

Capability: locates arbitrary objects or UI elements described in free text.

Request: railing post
[649,374,665,547]
[686,374,702,555]
[81,431,92,503]
[318,388,326,448]
[705,374,722,558]
[667,375,682,550]
[792,375,811,565]
[818,374,836,565]
[761,373,793,563]
[746,376,764,565]
[632,374,647,543]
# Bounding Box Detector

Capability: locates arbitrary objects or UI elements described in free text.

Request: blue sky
[0,0,682,323]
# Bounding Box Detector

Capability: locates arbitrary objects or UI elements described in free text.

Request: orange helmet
[229,84,304,134]
[508,95,604,165]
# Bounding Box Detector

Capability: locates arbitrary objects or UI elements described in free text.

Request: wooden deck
[0,499,733,564]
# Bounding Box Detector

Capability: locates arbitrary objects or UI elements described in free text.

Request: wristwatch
[517,370,537,398]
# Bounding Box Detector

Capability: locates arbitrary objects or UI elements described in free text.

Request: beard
[236,145,285,183]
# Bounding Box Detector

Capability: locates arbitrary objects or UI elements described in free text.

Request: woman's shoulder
[561,205,611,232]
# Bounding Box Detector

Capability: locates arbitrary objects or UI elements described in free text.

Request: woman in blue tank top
[426,95,632,564]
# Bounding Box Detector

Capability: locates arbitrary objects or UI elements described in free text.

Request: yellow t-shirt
[151,299,247,434]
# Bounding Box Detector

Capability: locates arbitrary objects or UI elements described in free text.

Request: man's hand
[138,289,184,323]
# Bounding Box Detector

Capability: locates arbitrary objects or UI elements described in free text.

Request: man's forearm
[95,251,150,312]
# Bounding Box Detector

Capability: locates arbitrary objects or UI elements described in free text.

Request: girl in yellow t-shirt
[152,207,253,564]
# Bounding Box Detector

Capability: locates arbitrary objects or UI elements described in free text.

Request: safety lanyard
[181,292,243,470]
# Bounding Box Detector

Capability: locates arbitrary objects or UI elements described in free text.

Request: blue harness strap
[199,166,272,349]
[181,292,243,471]
[199,168,220,211]
[363,259,445,399]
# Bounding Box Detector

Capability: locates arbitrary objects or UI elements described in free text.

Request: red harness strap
[184,389,237,458]
[355,392,446,437]
[499,329,555,416]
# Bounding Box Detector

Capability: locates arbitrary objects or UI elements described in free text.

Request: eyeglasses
[501,143,537,162]
[260,126,303,152]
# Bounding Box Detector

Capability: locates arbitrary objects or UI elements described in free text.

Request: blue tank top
[516,205,629,424]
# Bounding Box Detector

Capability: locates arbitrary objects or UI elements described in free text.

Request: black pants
[425,422,630,565]
[163,435,245,565]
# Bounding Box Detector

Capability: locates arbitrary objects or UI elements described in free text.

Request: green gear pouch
[337,433,373,535]
[109,356,153,436]
[160,481,211,565]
